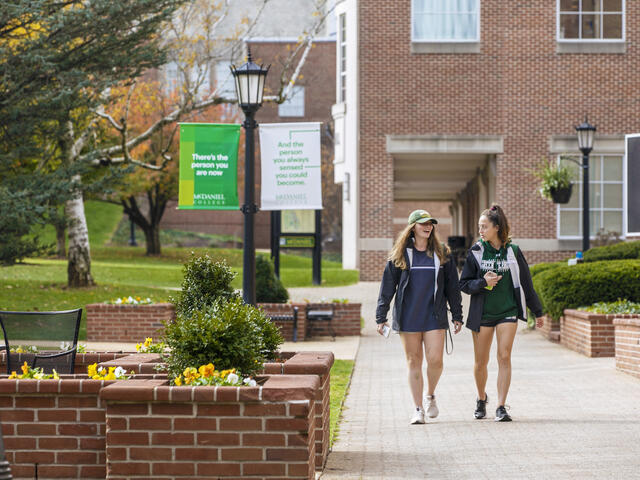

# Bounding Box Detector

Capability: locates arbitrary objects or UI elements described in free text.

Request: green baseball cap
[408,209,438,225]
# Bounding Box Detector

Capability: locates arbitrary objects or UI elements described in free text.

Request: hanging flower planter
[550,183,573,204]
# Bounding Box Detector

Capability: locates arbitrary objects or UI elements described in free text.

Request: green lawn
[329,359,355,446]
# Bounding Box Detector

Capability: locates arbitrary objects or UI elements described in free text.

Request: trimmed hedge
[583,240,640,262]
[530,261,565,278]
[533,259,640,320]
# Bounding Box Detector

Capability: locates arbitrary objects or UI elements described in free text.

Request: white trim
[411,0,481,43]
[556,0,625,42]
[624,134,640,236]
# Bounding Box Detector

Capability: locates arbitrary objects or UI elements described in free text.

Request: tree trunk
[144,226,161,255]
[55,223,66,258]
[65,184,94,287]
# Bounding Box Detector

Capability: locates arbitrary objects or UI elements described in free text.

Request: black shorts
[480,317,517,328]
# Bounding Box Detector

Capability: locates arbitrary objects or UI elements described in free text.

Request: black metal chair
[0,309,82,375]
[305,303,335,340]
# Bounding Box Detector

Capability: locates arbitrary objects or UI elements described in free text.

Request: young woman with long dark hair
[459,204,544,422]
[376,210,463,425]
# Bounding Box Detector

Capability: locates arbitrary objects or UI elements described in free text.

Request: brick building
[333,0,640,280]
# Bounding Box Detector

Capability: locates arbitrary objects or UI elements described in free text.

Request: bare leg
[472,327,494,400]
[399,332,425,408]
[423,329,445,396]
[495,322,518,406]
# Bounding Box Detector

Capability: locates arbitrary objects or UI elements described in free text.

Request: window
[412,0,480,42]
[558,155,624,238]
[558,0,624,41]
[278,86,305,117]
[338,13,346,103]
[214,62,237,99]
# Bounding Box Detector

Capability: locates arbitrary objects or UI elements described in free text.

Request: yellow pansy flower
[174,376,182,386]
[21,362,29,376]
[8,371,17,379]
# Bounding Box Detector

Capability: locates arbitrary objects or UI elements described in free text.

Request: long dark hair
[480,204,511,246]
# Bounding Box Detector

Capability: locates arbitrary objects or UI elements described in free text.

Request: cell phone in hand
[382,324,390,338]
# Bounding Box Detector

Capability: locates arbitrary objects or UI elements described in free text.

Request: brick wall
[86,302,360,344]
[0,378,114,479]
[560,310,640,357]
[264,352,334,470]
[101,376,318,479]
[537,314,561,343]
[356,1,640,280]
[86,304,175,343]
[613,318,640,379]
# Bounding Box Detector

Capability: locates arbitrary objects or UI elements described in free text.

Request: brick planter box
[86,302,361,344]
[102,375,318,479]
[86,304,175,343]
[613,317,640,379]
[1,352,134,376]
[0,374,320,479]
[560,309,636,357]
[0,377,114,479]
[537,314,561,343]
[98,350,335,471]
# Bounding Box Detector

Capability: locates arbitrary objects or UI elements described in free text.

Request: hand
[536,316,544,328]
[377,322,388,336]
[453,321,463,334]
[484,271,502,287]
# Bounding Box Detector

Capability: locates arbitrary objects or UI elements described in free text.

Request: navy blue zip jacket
[459,241,544,332]
[376,244,463,331]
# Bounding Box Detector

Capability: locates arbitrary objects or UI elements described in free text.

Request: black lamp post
[575,116,596,253]
[231,49,269,305]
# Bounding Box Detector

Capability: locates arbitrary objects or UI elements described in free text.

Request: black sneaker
[495,405,512,422]
[474,394,488,419]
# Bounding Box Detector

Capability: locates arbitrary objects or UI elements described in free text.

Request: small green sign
[178,123,240,210]
[279,235,315,248]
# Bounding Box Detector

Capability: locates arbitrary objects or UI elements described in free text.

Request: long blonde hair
[388,222,450,270]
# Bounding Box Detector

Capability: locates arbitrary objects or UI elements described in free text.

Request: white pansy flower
[114,367,127,378]
[248,379,257,387]
[115,298,122,304]
[127,296,134,303]
[226,373,239,384]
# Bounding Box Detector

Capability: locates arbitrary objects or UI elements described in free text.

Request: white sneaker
[410,407,426,424]
[424,394,439,418]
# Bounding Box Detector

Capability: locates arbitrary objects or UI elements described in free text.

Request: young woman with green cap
[376,209,464,425]
[460,204,544,422]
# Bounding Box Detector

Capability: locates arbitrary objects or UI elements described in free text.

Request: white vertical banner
[259,122,322,210]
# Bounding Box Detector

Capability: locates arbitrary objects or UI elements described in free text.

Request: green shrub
[163,297,283,379]
[256,255,288,303]
[172,254,239,316]
[530,261,565,278]
[583,240,640,262]
[533,259,640,320]
[581,299,640,314]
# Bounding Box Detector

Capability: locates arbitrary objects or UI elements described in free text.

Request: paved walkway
[303,282,640,480]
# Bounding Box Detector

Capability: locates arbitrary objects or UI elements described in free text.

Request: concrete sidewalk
[316,282,640,479]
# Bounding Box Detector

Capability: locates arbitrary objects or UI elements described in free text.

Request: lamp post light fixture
[575,116,596,253]
[231,48,270,305]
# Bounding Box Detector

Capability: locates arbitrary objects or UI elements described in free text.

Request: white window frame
[338,12,346,103]
[278,86,305,117]
[624,134,639,236]
[556,0,625,43]
[556,153,625,240]
[411,0,481,43]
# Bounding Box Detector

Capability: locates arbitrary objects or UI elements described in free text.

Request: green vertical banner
[178,123,241,210]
